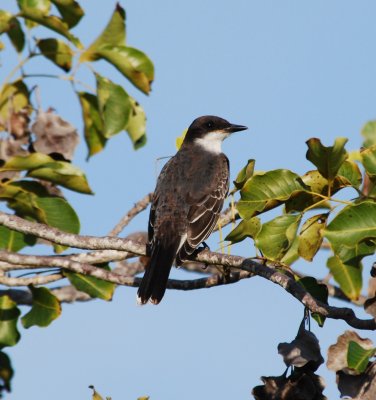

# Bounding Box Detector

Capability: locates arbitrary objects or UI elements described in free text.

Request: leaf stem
[23,73,60,79]
[305,190,353,206]
[2,54,35,88]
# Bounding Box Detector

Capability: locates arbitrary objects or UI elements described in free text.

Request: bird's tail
[137,238,180,305]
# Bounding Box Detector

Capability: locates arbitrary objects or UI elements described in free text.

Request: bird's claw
[200,241,210,250]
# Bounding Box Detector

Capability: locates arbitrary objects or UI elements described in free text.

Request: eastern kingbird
[137,115,247,304]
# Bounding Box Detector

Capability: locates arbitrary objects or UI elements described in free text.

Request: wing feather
[178,157,229,261]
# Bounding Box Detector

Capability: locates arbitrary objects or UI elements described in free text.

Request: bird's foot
[200,241,210,250]
[191,243,211,270]
[192,242,210,257]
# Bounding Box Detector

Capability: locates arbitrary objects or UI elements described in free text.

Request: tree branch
[0,211,373,330]
[239,259,376,331]
[0,273,64,286]
[0,211,146,253]
[0,286,91,305]
[0,270,252,305]
[0,250,137,272]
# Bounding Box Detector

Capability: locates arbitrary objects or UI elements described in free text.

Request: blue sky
[2,1,376,399]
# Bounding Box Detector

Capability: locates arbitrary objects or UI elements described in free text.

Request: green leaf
[0,181,80,234]
[347,341,376,373]
[298,213,328,262]
[365,176,376,198]
[80,4,154,94]
[327,255,362,300]
[280,235,300,265]
[6,17,25,52]
[0,10,11,33]
[21,286,61,328]
[77,92,106,158]
[64,264,115,300]
[1,153,93,194]
[255,214,302,261]
[306,137,348,181]
[324,202,376,248]
[299,170,331,193]
[96,45,154,95]
[17,0,51,15]
[337,160,362,189]
[0,181,49,219]
[27,161,93,194]
[233,159,255,191]
[334,241,375,266]
[51,0,84,28]
[17,0,51,29]
[37,38,73,72]
[0,11,25,52]
[1,153,52,170]
[329,241,374,300]
[0,225,36,252]
[36,195,80,252]
[237,169,307,219]
[225,217,261,244]
[0,296,20,348]
[96,74,132,138]
[361,144,376,177]
[81,3,126,61]
[298,277,328,327]
[126,98,147,149]
[36,196,80,233]
[285,170,331,213]
[0,80,30,130]
[0,351,14,393]
[19,8,81,47]
[361,120,376,148]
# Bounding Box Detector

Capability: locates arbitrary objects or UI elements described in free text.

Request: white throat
[194,131,228,154]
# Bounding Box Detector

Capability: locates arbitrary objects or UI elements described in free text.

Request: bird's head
[182,115,247,153]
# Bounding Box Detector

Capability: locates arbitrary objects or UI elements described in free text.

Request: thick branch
[0,211,146,253]
[0,211,373,330]
[0,250,133,271]
[0,273,63,286]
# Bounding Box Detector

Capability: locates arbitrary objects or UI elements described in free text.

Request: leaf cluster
[0,1,153,157]
[228,125,376,303]
[0,1,154,396]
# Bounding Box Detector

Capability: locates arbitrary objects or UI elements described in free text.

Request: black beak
[226,123,248,133]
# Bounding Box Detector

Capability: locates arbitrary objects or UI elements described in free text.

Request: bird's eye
[206,121,214,128]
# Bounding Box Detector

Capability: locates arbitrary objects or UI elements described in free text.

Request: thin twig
[214,204,239,231]
[108,193,153,236]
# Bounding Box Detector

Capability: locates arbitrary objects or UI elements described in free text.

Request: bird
[137,115,247,304]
